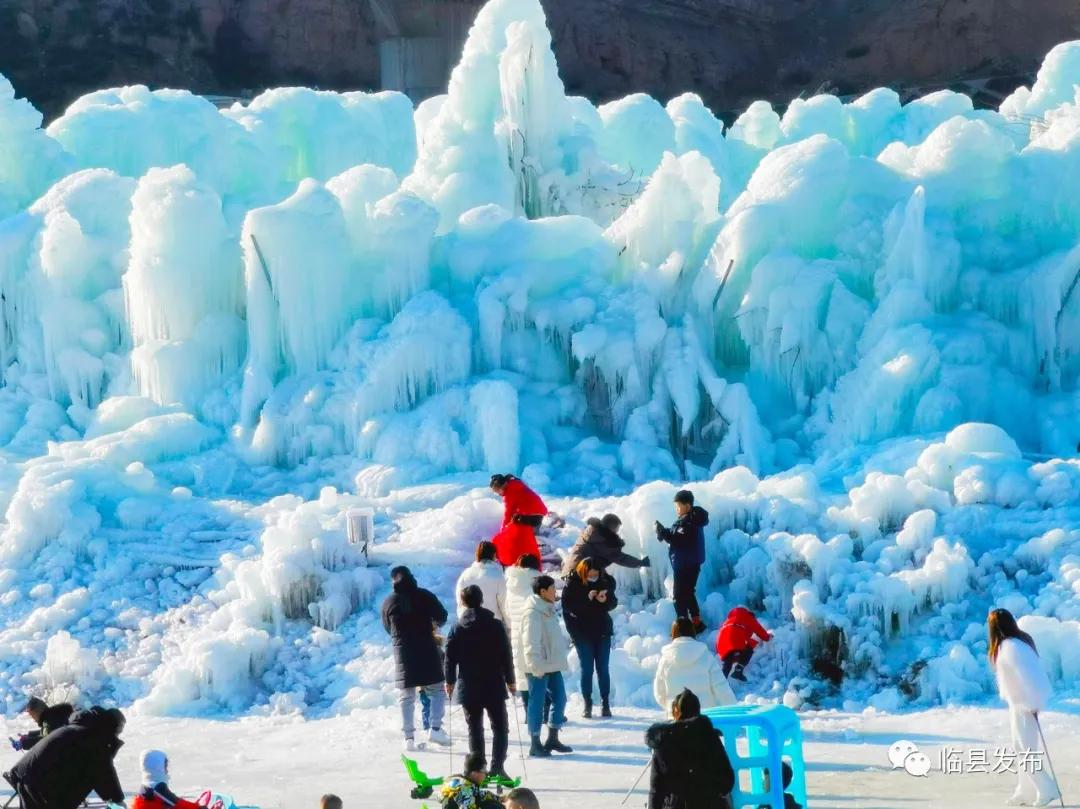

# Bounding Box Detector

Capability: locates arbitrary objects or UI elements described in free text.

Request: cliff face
[2,0,1080,120]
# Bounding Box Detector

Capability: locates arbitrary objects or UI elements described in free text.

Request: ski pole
[448,696,455,773]
[620,759,652,805]
[1034,713,1066,809]
[511,692,529,782]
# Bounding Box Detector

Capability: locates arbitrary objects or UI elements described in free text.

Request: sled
[401,756,521,800]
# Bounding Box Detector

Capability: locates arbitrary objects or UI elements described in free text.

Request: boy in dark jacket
[445,585,516,781]
[655,490,710,634]
[438,752,501,809]
[5,706,127,809]
[12,697,74,751]
[561,558,618,718]
[561,515,650,576]
[716,606,772,681]
[646,689,734,809]
[382,565,450,751]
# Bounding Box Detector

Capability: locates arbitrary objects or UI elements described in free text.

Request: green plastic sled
[402,756,521,800]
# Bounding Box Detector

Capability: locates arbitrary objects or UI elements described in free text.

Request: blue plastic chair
[703,704,808,809]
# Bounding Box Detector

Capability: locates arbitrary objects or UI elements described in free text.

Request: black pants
[722,647,754,676]
[672,564,701,621]
[463,699,509,770]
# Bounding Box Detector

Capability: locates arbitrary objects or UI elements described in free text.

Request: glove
[640,556,651,568]
[9,737,21,751]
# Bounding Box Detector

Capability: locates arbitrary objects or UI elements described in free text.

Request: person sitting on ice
[489,474,545,567]
[12,696,73,751]
[645,688,734,809]
[456,541,510,627]
[716,606,772,682]
[654,618,736,717]
[561,514,650,576]
[132,750,203,809]
[988,607,1060,807]
[438,752,502,809]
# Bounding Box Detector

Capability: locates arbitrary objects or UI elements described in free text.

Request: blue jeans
[525,672,567,736]
[573,634,611,703]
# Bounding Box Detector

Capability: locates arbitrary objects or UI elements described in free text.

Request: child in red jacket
[132,750,203,809]
[716,606,772,682]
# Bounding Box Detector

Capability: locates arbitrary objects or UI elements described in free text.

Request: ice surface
[0,0,1078,720]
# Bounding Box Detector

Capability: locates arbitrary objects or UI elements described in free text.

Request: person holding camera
[561,557,618,718]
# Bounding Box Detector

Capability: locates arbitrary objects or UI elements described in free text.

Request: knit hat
[141,749,169,787]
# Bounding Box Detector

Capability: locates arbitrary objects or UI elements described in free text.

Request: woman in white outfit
[504,553,542,707]
[989,608,1060,807]
[455,541,509,627]
[654,617,736,717]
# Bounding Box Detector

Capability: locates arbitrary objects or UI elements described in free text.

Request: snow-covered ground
[5,704,1079,808]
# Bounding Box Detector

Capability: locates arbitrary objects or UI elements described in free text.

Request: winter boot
[600,699,612,718]
[730,663,748,682]
[529,735,551,758]
[582,697,593,719]
[544,727,573,754]
[489,764,512,783]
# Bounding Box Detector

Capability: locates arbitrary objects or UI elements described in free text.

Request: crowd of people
[0,471,1062,809]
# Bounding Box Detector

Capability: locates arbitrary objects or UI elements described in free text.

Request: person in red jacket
[489,474,546,567]
[132,750,203,809]
[716,606,772,682]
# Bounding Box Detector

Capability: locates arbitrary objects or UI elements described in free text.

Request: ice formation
[0,0,1078,717]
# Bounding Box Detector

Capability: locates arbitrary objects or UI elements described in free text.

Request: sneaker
[427,727,451,746]
[403,738,418,752]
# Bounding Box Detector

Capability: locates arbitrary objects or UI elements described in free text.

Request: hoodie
[505,567,540,690]
[657,506,710,569]
[654,637,736,716]
[381,571,449,688]
[645,715,735,809]
[455,560,509,626]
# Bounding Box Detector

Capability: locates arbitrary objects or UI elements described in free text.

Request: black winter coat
[382,573,449,688]
[7,706,125,809]
[444,607,514,707]
[18,702,74,751]
[561,518,646,575]
[561,572,618,640]
[657,506,710,570]
[646,715,734,809]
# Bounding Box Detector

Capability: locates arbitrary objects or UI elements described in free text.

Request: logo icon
[888,740,931,776]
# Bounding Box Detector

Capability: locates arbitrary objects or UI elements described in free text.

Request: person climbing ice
[655,490,709,634]
[561,514,650,575]
[456,541,510,627]
[11,697,73,751]
[382,565,452,751]
[132,750,204,809]
[490,474,545,567]
[438,752,502,809]
[716,606,772,682]
[654,618,736,716]
[988,608,1062,807]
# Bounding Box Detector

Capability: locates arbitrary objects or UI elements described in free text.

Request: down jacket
[455,560,508,626]
[444,606,515,706]
[521,594,570,677]
[562,518,646,575]
[381,571,449,688]
[716,607,771,659]
[654,638,736,716]
[994,637,1052,714]
[499,477,547,528]
[657,506,710,570]
[505,566,540,690]
[646,715,735,809]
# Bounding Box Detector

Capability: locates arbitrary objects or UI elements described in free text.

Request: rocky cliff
[2,0,1079,120]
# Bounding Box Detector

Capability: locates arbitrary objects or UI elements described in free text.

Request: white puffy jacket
[653,637,737,716]
[995,637,1052,713]
[521,594,571,677]
[455,560,508,626]
[506,567,540,690]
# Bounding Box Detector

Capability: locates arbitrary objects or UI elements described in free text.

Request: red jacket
[132,785,202,809]
[500,478,547,528]
[716,607,771,659]
[492,523,541,567]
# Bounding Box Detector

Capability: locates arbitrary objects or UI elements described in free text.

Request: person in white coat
[456,541,509,627]
[521,575,573,758]
[505,554,541,706]
[654,617,736,717]
[989,608,1060,807]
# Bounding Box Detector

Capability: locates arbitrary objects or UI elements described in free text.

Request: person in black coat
[445,585,516,781]
[382,565,450,750]
[646,689,734,809]
[561,557,617,718]
[13,696,74,750]
[4,705,127,809]
[655,490,710,633]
